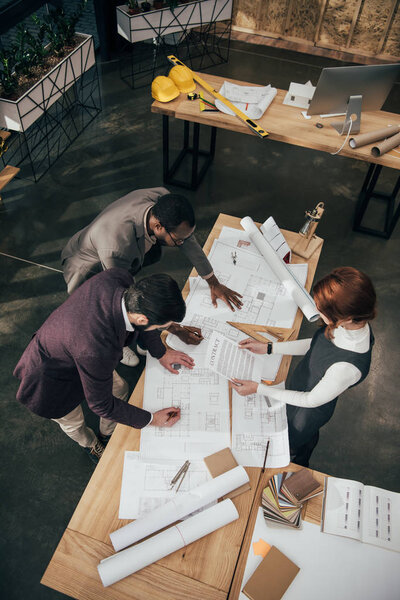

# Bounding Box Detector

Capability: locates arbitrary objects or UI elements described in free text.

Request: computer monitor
[307,63,400,135]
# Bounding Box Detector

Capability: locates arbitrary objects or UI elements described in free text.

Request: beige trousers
[52,371,129,448]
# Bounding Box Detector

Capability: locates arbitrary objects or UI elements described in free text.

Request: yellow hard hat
[168,65,196,93]
[151,76,180,102]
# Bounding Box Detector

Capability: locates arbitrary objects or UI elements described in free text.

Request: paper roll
[110,465,249,551]
[240,217,319,322]
[349,125,400,149]
[98,499,239,587]
[371,131,400,157]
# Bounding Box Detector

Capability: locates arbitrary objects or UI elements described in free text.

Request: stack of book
[262,469,323,528]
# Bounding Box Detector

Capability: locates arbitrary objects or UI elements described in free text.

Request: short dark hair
[151,193,195,231]
[123,274,186,326]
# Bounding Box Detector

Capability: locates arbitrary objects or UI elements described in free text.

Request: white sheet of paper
[112,465,249,552]
[118,453,210,519]
[140,354,230,460]
[172,240,309,329]
[143,226,307,469]
[206,331,264,382]
[215,81,277,119]
[239,508,400,600]
[241,217,318,322]
[231,385,290,468]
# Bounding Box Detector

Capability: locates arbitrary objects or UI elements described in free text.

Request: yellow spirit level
[167,55,269,139]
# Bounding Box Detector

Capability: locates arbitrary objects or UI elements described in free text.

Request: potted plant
[141,1,152,11]
[127,0,141,15]
[153,1,165,9]
[0,0,96,132]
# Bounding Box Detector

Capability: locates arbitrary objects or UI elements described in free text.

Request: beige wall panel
[318,0,360,46]
[286,0,324,41]
[384,8,400,57]
[351,0,393,53]
[232,0,260,30]
[260,0,290,35]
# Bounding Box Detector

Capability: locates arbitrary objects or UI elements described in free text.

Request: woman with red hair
[231,267,376,467]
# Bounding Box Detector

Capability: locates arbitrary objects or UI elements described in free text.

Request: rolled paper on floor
[371,131,400,157]
[110,464,249,551]
[349,125,400,149]
[98,499,239,587]
[240,216,319,322]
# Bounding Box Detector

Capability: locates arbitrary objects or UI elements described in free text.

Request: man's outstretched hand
[169,324,204,345]
[150,407,181,427]
[207,275,243,312]
[159,349,195,374]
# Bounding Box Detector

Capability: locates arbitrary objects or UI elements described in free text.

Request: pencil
[199,94,217,109]
[262,440,270,472]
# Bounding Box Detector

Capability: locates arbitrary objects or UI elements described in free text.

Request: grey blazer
[61,187,213,293]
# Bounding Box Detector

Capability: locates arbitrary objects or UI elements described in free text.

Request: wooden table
[151,72,400,238]
[41,213,323,600]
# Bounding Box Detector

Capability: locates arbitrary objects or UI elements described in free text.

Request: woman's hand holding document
[205,331,264,382]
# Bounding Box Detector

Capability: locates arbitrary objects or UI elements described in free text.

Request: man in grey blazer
[62,188,242,364]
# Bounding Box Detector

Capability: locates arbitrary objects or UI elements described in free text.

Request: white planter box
[0,34,95,132]
[117,0,233,43]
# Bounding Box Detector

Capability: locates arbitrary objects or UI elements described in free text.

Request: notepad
[204,447,251,500]
[243,545,299,600]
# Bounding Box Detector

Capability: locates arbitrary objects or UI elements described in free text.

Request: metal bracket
[331,94,362,135]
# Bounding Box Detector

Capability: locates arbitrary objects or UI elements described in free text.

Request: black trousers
[286,399,337,467]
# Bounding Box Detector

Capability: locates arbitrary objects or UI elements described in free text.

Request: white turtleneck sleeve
[257,325,370,408]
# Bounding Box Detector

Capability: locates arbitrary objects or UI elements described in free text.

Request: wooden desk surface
[152,72,400,170]
[41,214,324,600]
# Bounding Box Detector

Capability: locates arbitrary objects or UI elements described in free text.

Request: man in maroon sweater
[14,268,193,463]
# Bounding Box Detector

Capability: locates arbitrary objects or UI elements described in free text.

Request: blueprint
[175,239,308,329]
[231,387,290,468]
[118,452,210,519]
[140,354,230,460]
[141,226,305,468]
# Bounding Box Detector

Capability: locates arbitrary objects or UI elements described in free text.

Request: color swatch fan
[280,469,323,505]
[262,473,302,528]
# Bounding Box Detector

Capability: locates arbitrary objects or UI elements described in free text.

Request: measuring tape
[167,55,269,139]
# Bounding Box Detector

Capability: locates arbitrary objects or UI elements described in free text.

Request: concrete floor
[0,41,399,600]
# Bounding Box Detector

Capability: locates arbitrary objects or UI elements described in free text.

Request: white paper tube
[110,465,249,551]
[98,499,239,587]
[240,216,319,322]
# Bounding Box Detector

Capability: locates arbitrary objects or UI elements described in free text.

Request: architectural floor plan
[141,226,307,468]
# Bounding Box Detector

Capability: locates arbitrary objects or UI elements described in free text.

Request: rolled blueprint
[371,131,400,157]
[349,125,400,149]
[98,499,239,587]
[110,465,249,551]
[240,216,319,322]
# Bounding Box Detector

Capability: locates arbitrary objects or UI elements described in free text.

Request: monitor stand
[331,95,362,135]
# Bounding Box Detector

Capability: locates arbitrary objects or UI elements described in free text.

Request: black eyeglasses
[161,222,196,246]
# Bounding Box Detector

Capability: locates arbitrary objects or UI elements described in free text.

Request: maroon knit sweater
[14,268,166,427]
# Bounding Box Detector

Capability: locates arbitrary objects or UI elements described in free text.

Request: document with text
[206,331,264,382]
